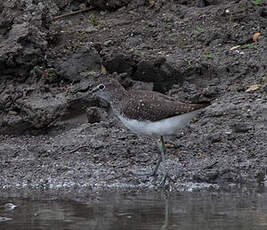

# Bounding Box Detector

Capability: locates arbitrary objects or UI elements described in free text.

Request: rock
[104,53,135,76]
[88,0,131,10]
[129,80,154,91]
[175,0,220,7]
[86,106,108,123]
[54,0,70,10]
[133,59,180,92]
[0,0,61,79]
[0,22,47,78]
[260,7,267,18]
[103,40,113,46]
[0,92,69,135]
[0,0,59,26]
[230,122,250,133]
[0,115,31,135]
[124,36,142,48]
[56,47,102,81]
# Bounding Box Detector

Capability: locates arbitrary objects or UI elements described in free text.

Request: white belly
[117,109,201,137]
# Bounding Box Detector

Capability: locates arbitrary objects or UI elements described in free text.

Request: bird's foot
[159,173,168,187]
[131,157,162,177]
[158,173,175,188]
[131,170,157,177]
[132,170,173,188]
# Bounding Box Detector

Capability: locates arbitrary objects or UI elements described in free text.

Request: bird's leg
[132,137,167,182]
[158,136,168,186]
[150,137,167,176]
[151,154,162,176]
[132,138,162,177]
[133,155,161,177]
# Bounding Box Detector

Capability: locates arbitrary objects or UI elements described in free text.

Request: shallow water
[1,188,267,230]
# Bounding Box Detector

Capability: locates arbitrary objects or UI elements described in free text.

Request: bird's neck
[109,87,128,111]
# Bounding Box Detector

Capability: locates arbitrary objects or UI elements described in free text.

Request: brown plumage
[92,78,208,122]
[120,90,207,122]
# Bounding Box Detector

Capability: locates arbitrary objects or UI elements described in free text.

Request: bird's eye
[98,84,105,90]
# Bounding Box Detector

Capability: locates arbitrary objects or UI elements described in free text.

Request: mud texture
[0,0,267,196]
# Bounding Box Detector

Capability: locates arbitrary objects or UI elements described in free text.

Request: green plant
[204,54,213,59]
[251,0,261,5]
[196,26,203,33]
[229,12,233,22]
[202,48,213,60]
[241,44,257,49]
[49,23,56,31]
[177,35,184,48]
[68,20,73,26]
[135,50,145,56]
[187,60,193,67]
[259,76,266,84]
[90,14,99,26]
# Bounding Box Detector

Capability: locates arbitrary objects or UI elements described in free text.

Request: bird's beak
[90,86,99,94]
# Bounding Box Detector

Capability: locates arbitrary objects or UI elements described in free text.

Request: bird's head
[91,78,125,103]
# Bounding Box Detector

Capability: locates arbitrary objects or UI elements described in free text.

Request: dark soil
[0,0,266,197]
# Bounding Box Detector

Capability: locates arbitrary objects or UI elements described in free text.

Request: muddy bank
[0,0,267,195]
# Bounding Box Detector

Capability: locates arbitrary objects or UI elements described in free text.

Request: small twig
[53,7,94,20]
[67,145,90,154]
[202,161,218,170]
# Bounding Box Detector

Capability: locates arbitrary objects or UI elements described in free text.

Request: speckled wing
[120,90,207,122]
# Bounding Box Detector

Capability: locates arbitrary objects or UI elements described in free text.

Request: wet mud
[0,0,266,197]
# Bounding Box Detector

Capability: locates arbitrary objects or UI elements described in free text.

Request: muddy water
[1,189,267,230]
